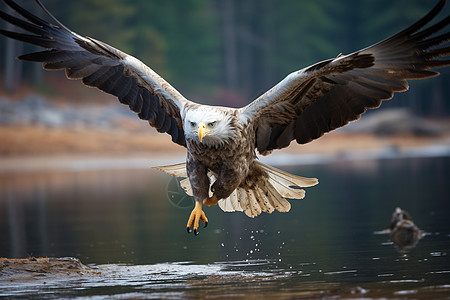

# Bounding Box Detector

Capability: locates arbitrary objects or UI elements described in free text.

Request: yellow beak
[197,122,212,143]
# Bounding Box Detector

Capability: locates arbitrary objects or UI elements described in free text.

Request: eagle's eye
[208,121,217,128]
[189,121,196,128]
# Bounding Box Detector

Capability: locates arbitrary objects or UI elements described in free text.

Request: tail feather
[255,185,275,214]
[265,181,291,212]
[236,188,249,213]
[245,189,262,218]
[218,188,245,212]
[256,161,318,188]
[155,161,318,218]
[268,177,306,199]
[219,195,233,211]
[153,163,187,177]
[220,188,243,212]
[230,190,244,211]
[179,178,193,196]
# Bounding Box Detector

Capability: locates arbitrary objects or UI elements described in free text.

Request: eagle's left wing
[0,0,190,146]
[240,0,450,155]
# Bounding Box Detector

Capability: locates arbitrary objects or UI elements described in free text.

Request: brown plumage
[1,0,449,235]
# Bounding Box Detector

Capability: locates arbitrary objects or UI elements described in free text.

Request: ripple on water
[2,257,450,299]
[0,259,297,298]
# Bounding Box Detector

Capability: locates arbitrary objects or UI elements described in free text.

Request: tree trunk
[3,6,21,93]
[222,0,238,91]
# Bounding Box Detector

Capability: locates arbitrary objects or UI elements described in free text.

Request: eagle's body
[186,107,251,201]
[179,104,305,222]
[1,0,449,235]
[186,110,253,202]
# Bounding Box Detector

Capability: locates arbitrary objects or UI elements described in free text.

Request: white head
[183,107,235,146]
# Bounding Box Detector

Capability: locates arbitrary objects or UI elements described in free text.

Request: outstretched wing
[241,0,450,155]
[0,0,190,146]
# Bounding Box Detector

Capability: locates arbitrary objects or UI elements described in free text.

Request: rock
[0,95,140,129]
[0,257,98,281]
[343,108,442,136]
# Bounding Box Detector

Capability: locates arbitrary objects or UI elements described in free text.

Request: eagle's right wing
[0,0,191,146]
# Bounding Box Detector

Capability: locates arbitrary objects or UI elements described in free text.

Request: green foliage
[146,0,220,96]
[269,0,340,72]
[48,0,220,97]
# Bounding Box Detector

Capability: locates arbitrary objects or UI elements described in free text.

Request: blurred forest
[1,0,449,115]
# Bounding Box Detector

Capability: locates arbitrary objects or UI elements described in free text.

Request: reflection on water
[0,157,449,298]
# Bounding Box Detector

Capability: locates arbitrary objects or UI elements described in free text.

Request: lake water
[0,156,449,298]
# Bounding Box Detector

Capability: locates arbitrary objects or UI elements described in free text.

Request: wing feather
[240,0,450,154]
[0,0,191,146]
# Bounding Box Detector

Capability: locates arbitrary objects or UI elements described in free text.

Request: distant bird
[1,0,449,235]
[389,207,424,253]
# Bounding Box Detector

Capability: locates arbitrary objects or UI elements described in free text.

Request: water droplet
[250,250,253,254]
[221,243,224,247]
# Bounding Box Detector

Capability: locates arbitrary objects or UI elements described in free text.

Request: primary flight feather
[1,0,449,235]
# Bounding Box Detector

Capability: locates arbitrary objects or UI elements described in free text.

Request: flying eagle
[1,1,449,235]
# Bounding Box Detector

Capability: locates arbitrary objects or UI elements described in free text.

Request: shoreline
[1,141,449,174]
[1,124,449,173]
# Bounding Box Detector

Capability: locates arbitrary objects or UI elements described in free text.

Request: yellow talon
[187,201,208,235]
[203,194,219,207]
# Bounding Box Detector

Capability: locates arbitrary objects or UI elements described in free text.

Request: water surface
[0,157,449,298]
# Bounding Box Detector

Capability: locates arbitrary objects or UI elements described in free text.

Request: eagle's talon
[186,201,208,236]
[204,222,208,228]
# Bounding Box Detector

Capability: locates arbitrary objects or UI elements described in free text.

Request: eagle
[1,0,449,235]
